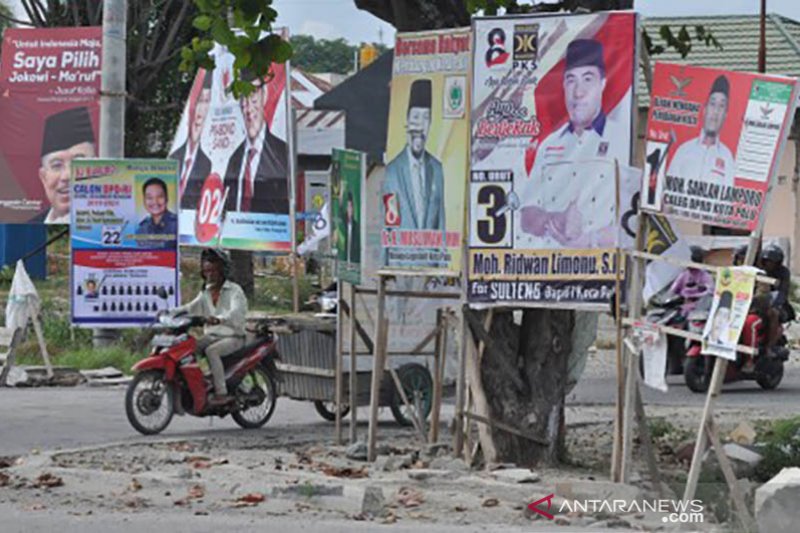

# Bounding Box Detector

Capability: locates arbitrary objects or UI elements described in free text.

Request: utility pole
[93,0,127,347]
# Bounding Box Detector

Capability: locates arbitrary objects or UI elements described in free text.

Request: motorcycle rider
[670,245,714,315]
[733,243,791,359]
[173,248,248,406]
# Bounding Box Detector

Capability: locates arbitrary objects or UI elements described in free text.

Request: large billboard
[642,63,799,230]
[171,36,291,251]
[468,12,638,307]
[381,28,470,275]
[0,27,102,224]
[71,159,180,328]
[332,148,365,285]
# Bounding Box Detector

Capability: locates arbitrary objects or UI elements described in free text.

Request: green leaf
[192,14,213,31]
[211,18,236,47]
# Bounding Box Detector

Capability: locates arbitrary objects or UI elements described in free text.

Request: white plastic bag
[5,260,40,332]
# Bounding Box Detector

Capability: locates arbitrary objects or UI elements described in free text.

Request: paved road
[0,387,421,456]
[3,359,799,456]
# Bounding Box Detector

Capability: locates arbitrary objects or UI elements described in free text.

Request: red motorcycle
[683,312,787,393]
[125,313,280,435]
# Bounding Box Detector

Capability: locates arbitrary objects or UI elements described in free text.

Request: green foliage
[753,416,800,482]
[184,0,290,98]
[289,35,389,75]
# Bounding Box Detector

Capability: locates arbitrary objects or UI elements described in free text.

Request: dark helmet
[201,247,232,279]
[761,244,785,265]
[733,244,748,263]
[690,245,706,263]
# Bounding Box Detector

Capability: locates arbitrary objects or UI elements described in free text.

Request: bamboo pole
[366,275,387,462]
[349,282,358,443]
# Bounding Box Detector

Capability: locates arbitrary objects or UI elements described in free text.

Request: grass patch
[752,416,800,482]
[15,345,144,373]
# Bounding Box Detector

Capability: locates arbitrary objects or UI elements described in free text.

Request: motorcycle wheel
[125,370,174,435]
[756,359,784,390]
[231,366,277,429]
[314,400,351,422]
[683,357,711,393]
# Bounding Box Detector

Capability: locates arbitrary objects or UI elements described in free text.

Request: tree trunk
[468,308,574,466]
[230,250,254,299]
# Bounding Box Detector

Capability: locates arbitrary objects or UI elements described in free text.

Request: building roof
[314,51,393,164]
[639,13,800,106]
[296,109,345,155]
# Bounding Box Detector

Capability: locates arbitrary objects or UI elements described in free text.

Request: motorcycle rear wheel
[125,370,174,435]
[756,359,784,390]
[683,357,711,393]
[231,366,277,429]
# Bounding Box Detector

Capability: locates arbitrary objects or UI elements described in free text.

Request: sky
[8,0,800,45]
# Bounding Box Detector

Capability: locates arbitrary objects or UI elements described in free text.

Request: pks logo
[512,23,538,69]
[485,28,509,68]
[383,193,401,226]
[760,103,775,119]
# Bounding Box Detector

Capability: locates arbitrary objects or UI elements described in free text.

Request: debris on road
[33,472,63,489]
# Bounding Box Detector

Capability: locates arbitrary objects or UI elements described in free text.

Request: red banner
[0,27,102,223]
[642,63,798,230]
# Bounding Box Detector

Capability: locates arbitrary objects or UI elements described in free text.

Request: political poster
[702,266,758,360]
[0,27,102,224]
[382,28,470,275]
[468,13,638,307]
[642,63,799,230]
[71,159,180,328]
[170,34,291,251]
[331,148,365,285]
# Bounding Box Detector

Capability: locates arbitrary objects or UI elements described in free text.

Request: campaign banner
[71,159,180,328]
[382,28,470,274]
[468,13,638,307]
[170,34,291,251]
[642,63,799,230]
[0,27,102,224]
[332,148,365,285]
[702,266,758,360]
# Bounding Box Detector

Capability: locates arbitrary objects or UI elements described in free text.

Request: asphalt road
[3,360,800,456]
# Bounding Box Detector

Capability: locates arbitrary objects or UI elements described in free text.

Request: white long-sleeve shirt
[174,280,248,337]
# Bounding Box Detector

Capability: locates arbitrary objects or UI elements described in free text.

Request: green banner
[331,148,364,285]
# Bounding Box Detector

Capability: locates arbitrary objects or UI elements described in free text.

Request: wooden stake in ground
[334,279,344,445]
[611,160,625,482]
[453,306,468,458]
[366,275,388,462]
[349,283,358,444]
[429,309,444,443]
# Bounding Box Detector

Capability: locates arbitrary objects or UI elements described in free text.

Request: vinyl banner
[170,36,291,251]
[469,13,638,307]
[382,28,470,274]
[0,27,102,224]
[642,63,799,230]
[332,148,365,285]
[702,266,758,360]
[71,159,180,328]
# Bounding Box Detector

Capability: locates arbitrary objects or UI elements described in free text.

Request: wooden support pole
[367,275,387,462]
[389,365,427,443]
[464,309,498,464]
[349,283,358,444]
[31,314,53,379]
[340,298,374,353]
[429,309,444,443]
[612,160,624,481]
[634,378,664,499]
[705,418,757,532]
[334,279,344,445]
[453,306,468,458]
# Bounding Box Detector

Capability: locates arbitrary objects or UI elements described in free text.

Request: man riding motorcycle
[172,248,248,406]
[733,243,792,359]
[670,245,714,316]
